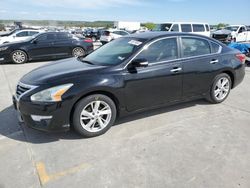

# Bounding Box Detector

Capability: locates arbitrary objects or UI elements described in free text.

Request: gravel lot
[0,60,250,188]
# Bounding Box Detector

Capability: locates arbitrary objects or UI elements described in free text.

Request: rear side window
[171,24,179,32]
[28,31,39,36]
[136,38,178,63]
[181,24,192,32]
[193,24,205,32]
[181,37,211,58]
[205,24,210,31]
[16,31,29,37]
[211,42,220,53]
[57,33,70,40]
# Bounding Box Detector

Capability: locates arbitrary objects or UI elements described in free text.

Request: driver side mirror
[131,58,149,68]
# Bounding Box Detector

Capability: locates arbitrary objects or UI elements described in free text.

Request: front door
[237,27,247,42]
[28,33,57,59]
[123,37,183,112]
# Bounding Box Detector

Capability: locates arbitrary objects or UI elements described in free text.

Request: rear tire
[72,94,117,137]
[206,73,231,104]
[72,47,85,57]
[11,50,28,64]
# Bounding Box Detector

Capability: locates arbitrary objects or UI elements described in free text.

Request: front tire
[207,73,231,104]
[11,50,28,64]
[72,94,117,137]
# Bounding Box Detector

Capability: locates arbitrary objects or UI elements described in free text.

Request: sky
[0,0,250,24]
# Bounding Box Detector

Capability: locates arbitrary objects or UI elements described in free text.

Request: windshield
[224,26,239,32]
[153,24,172,31]
[83,37,146,66]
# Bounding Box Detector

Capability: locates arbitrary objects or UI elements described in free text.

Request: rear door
[28,33,57,59]
[53,33,73,57]
[123,37,183,111]
[180,36,221,98]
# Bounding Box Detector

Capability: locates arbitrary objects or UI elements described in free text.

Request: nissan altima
[0,32,93,64]
[13,32,245,137]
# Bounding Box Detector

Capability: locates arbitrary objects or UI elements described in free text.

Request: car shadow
[0,57,70,65]
[0,99,210,144]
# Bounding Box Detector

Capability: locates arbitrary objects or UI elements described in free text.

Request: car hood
[20,57,105,85]
[213,29,232,35]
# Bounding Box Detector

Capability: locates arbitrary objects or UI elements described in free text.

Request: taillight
[84,39,93,43]
[235,54,246,64]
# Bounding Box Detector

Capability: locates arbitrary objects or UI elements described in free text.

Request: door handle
[170,67,182,73]
[210,59,219,64]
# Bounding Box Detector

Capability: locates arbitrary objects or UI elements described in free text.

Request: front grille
[213,34,228,40]
[15,82,34,99]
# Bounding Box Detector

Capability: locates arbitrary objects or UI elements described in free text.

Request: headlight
[0,46,8,51]
[30,84,73,102]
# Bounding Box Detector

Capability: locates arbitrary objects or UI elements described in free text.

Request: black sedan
[0,32,93,64]
[13,32,245,137]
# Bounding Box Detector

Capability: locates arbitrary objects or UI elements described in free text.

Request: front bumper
[0,52,11,63]
[13,95,72,132]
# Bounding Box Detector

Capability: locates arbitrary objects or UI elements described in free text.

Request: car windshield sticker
[118,56,125,60]
[128,40,142,46]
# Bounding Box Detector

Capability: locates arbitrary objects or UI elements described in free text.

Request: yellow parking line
[36,161,90,185]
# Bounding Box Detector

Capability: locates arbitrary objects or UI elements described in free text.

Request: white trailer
[114,21,140,31]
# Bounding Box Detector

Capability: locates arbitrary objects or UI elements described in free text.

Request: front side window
[205,24,210,31]
[136,38,178,63]
[84,37,146,66]
[181,37,211,58]
[153,24,172,31]
[193,24,205,32]
[36,33,56,42]
[16,31,29,37]
[239,27,246,33]
[171,24,179,32]
[181,24,192,32]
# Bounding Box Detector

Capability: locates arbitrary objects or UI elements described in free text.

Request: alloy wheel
[12,51,26,64]
[214,77,230,101]
[80,100,112,133]
[72,47,85,57]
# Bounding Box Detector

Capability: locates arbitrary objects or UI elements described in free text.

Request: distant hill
[0,20,114,28]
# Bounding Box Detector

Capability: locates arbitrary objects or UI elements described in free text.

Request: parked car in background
[212,25,250,43]
[0,32,93,64]
[13,32,245,137]
[100,29,130,44]
[0,29,43,44]
[153,22,211,37]
[84,29,105,42]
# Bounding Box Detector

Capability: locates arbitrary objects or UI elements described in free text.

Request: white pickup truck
[212,25,250,43]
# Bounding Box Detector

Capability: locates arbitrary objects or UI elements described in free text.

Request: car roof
[125,31,209,40]
[156,22,209,25]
